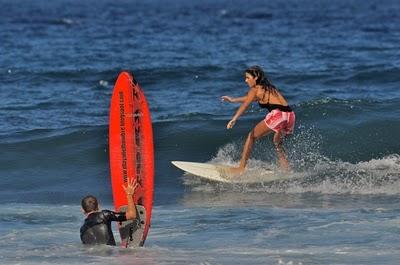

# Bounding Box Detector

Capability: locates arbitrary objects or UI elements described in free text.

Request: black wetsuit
[80,210,126,246]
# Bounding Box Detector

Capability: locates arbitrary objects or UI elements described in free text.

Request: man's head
[81,195,99,214]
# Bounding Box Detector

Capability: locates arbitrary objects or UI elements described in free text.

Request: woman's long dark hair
[245,66,277,94]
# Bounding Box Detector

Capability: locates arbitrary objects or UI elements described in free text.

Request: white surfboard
[171,161,292,184]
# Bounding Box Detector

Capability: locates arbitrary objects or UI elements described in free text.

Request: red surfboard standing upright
[109,71,154,247]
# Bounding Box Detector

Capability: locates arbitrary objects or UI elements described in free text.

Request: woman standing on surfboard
[221,66,295,173]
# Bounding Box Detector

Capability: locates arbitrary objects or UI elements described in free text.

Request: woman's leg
[231,120,272,174]
[273,131,290,171]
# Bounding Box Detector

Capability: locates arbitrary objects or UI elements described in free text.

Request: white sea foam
[191,138,400,195]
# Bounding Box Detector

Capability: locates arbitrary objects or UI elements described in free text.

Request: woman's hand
[221,96,234,103]
[227,119,236,129]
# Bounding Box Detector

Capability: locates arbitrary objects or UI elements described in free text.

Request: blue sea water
[1,0,400,264]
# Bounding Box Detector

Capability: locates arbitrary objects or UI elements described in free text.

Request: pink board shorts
[264,109,295,135]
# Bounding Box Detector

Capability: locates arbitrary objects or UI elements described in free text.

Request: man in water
[80,178,137,245]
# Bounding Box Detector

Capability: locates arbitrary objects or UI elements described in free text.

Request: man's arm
[122,178,138,220]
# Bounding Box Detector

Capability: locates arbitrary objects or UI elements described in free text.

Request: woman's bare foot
[229,166,245,175]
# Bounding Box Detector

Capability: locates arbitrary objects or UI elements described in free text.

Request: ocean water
[1,0,400,264]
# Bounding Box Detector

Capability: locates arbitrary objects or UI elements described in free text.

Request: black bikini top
[259,89,292,112]
[259,102,292,112]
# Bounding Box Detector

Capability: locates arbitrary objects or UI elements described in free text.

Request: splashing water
[183,126,400,196]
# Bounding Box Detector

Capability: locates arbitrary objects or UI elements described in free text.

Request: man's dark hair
[81,195,99,213]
